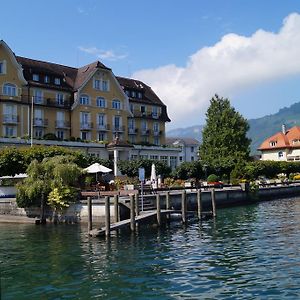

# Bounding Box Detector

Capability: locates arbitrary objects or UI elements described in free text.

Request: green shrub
[207,174,219,182]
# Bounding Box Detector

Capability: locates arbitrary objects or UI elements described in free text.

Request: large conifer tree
[199,94,251,175]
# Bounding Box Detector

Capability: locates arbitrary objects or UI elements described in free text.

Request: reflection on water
[1,198,300,299]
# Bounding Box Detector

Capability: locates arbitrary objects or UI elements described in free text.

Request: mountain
[167,101,300,153]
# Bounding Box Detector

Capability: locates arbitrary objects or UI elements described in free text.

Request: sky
[1,0,300,130]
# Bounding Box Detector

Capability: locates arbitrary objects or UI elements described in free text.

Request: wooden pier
[87,189,217,238]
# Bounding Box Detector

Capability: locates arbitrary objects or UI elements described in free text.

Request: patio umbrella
[150,163,158,189]
[84,163,112,181]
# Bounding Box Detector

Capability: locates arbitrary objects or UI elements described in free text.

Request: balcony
[97,124,110,131]
[80,122,93,130]
[55,120,71,129]
[112,125,125,132]
[141,129,151,136]
[128,128,138,135]
[2,114,18,124]
[33,118,48,127]
[132,109,161,119]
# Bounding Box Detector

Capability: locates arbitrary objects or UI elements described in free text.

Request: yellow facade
[0,40,169,145]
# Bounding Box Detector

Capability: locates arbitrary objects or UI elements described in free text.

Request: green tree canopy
[199,94,251,175]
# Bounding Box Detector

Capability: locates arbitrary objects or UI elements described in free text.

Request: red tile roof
[258,126,300,150]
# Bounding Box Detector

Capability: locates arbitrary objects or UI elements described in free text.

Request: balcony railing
[2,114,18,124]
[80,122,93,130]
[128,128,138,134]
[153,130,162,136]
[97,124,110,131]
[33,118,48,127]
[141,129,151,136]
[17,95,72,109]
[112,125,125,132]
[55,120,71,128]
[132,109,161,119]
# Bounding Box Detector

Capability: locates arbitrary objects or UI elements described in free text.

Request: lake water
[1,198,300,299]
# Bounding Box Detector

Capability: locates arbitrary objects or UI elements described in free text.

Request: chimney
[282,124,286,135]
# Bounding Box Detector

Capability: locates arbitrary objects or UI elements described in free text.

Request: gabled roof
[16,56,111,92]
[258,126,300,150]
[166,137,201,146]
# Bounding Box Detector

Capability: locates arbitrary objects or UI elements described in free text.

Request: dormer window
[54,78,61,85]
[33,74,39,81]
[137,92,142,99]
[44,75,50,83]
[131,91,136,98]
[270,141,277,147]
[125,90,130,96]
[293,139,300,145]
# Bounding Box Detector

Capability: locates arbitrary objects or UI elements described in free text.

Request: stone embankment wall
[1,184,300,223]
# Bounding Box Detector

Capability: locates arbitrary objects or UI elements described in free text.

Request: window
[81,131,91,141]
[4,126,16,137]
[94,79,101,90]
[270,141,277,147]
[0,61,6,74]
[113,116,121,130]
[33,74,39,81]
[129,135,135,144]
[154,137,160,146]
[34,128,44,138]
[33,90,43,104]
[179,156,183,162]
[170,156,178,169]
[153,122,159,132]
[80,112,91,128]
[150,155,158,160]
[141,120,147,130]
[191,156,194,161]
[102,80,109,91]
[130,104,134,112]
[97,114,106,128]
[80,94,90,105]
[3,83,17,96]
[125,90,130,96]
[131,155,138,160]
[160,156,168,164]
[98,132,106,141]
[54,78,61,85]
[56,130,64,140]
[278,151,284,158]
[191,146,194,153]
[131,91,136,97]
[140,105,146,115]
[137,92,142,99]
[152,106,158,118]
[44,75,50,83]
[140,155,148,159]
[112,99,121,110]
[96,97,106,108]
[128,118,135,129]
[56,93,64,105]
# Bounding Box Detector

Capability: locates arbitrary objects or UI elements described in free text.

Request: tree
[199,94,251,176]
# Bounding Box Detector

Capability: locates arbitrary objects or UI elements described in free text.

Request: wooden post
[105,196,110,237]
[87,197,92,231]
[156,194,161,226]
[181,190,187,224]
[211,188,216,217]
[113,195,119,223]
[166,191,170,210]
[135,193,140,216]
[197,189,202,220]
[130,194,136,232]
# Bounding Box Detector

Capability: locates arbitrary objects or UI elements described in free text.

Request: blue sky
[2,0,300,129]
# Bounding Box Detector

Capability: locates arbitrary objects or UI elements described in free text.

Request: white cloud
[78,46,127,61]
[132,13,300,128]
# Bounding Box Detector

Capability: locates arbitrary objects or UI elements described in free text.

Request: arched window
[79,94,90,105]
[112,99,121,109]
[3,83,17,96]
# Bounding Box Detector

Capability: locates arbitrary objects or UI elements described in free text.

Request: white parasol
[84,163,112,181]
[150,163,158,189]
